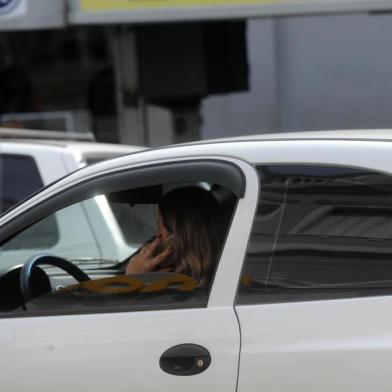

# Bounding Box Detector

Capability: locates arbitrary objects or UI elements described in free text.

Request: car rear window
[0,153,59,249]
[0,154,43,214]
[237,164,392,305]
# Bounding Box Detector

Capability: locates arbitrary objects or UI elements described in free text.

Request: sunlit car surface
[0,130,392,391]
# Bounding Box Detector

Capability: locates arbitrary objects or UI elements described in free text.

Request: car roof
[45,128,392,171]
[180,129,392,146]
[1,138,143,149]
[3,129,390,168]
[0,127,145,155]
[60,128,392,175]
[2,129,391,152]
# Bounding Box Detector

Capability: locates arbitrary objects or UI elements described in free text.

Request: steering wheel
[20,254,91,306]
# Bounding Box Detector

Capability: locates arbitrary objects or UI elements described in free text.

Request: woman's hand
[125,236,174,275]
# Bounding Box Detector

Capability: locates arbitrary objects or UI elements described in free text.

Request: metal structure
[0,0,65,30]
[1,0,392,30]
[1,111,76,133]
[69,0,392,24]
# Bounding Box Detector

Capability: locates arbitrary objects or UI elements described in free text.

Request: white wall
[279,13,392,132]
[201,12,392,139]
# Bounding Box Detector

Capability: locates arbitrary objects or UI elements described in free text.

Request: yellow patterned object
[141,274,199,293]
[62,275,145,294]
[62,274,198,294]
[82,0,289,11]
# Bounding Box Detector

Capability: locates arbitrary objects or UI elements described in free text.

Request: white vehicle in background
[0,128,146,274]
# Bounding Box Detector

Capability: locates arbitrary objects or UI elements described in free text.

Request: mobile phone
[153,235,176,269]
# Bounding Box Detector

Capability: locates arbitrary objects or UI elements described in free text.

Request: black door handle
[160,344,211,376]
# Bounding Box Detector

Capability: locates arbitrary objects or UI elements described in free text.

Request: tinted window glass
[0,154,59,250]
[237,165,392,305]
[0,154,44,213]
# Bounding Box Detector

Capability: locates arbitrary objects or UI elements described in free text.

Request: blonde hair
[159,186,223,287]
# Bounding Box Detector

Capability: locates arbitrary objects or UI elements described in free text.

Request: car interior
[0,182,238,315]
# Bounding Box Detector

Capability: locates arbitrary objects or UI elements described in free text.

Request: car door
[0,156,259,392]
[235,161,392,392]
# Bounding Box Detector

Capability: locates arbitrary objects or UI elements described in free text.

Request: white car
[0,129,145,274]
[0,129,391,391]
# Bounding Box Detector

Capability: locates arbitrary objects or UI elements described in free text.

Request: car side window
[0,154,60,252]
[0,154,44,213]
[0,180,236,316]
[237,164,392,305]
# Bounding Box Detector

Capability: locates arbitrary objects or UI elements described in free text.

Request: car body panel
[0,307,240,392]
[236,296,392,392]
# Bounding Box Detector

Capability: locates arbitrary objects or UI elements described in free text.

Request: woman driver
[126,186,223,287]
